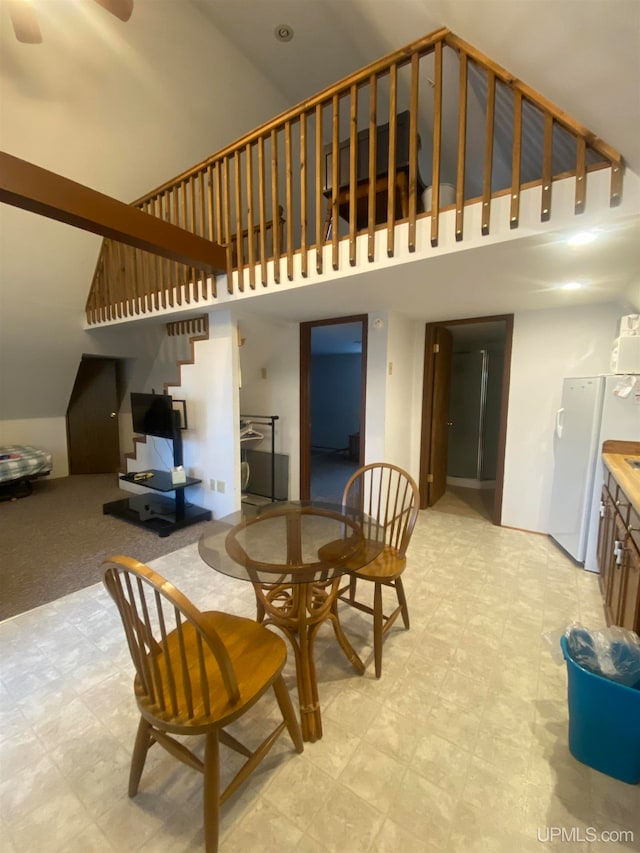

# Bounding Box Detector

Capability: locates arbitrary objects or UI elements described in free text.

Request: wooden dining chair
[103,555,303,853]
[333,463,420,677]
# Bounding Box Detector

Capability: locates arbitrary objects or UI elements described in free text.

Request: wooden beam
[0,152,227,274]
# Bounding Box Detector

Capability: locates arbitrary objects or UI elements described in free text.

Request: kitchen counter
[602,440,640,515]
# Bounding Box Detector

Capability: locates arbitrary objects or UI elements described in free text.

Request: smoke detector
[275,24,294,42]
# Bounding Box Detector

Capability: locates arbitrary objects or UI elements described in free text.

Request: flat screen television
[131,392,181,439]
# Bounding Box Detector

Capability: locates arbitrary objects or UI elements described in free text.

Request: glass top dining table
[198,500,383,741]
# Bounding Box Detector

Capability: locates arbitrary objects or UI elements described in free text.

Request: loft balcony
[84,27,626,327]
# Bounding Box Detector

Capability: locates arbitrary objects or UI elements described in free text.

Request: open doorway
[300,315,368,502]
[419,315,513,524]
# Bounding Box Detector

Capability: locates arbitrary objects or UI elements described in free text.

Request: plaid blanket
[0,445,53,484]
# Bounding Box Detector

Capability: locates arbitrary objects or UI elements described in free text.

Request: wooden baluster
[455,53,467,242]
[205,164,215,299]
[299,111,308,278]
[100,251,107,321]
[115,240,123,318]
[258,137,267,286]
[541,112,553,222]
[122,242,132,317]
[610,158,623,207]
[146,200,158,311]
[386,64,398,257]
[107,243,115,320]
[481,69,495,236]
[192,170,205,302]
[315,103,323,274]
[408,54,419,252]
[367,74,377,262]
[234,149,244,293]
[190,175,200,301]
[222,156,233,292]
[510,90,522,229]
[348,84,358,266]
[285,120,294,280]
[207,163,215,243]
[214,161,223,247]
[271,128,281,284]
[331,93,340,270]
[162,192,174,307]
[128,245,139,315]
[180,182,189,303]
[169,186,179,298]
[245,142,256,289]
[575,135,586,214]
[430,40,443,247]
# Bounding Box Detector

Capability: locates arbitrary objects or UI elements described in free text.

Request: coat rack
[239,414,279,502]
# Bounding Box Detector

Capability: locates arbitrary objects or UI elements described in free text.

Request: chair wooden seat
[103,555,303,853]
[349,545,406,582]
[134,610,289,732]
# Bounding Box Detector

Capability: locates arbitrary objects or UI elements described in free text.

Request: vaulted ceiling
[1,0,639,419]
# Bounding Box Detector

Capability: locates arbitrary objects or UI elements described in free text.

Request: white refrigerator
[548,374,640,568]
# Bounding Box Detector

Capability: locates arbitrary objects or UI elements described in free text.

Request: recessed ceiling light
[275,24,293,42]
[561,281,585,290]
[567,231,597,247]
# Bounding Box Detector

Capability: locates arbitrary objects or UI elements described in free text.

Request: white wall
[123,311,240,519]
[501,301,623,532]
[364,313,388,464]
[384,312,422,478]
[0,417,70,478]
[0,2,290,426]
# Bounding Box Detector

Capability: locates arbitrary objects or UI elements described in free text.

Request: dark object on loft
[322,110,426,236]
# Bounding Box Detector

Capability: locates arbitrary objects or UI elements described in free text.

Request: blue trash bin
[561,635,640,784]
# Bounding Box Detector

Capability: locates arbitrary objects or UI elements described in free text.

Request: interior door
[67,357,120,474]
[299,315,367,500]
[420,325,453,506]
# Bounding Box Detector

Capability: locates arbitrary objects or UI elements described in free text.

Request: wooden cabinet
[597,459,640,634]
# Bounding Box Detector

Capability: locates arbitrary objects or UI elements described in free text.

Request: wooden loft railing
[85,27,624,325]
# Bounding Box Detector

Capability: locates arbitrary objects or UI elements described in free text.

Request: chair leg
[328,597,365,674]
[348,575,358,602]
[395,576,410,629]
[203,731,220,853]
[373,582,384,679]
[128,716,153,797]
[272,674,304,753]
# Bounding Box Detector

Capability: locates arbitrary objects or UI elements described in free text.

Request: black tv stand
[103,468,212,537]
[103,427,211,537]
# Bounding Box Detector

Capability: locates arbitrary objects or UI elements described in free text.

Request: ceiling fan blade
[8,0,42,44]
[92,0,134,23]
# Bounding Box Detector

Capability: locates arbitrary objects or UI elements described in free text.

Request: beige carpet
[0,474,212,621]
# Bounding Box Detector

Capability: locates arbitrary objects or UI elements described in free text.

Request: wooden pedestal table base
[253,578,364,742]
[198,502,383,744]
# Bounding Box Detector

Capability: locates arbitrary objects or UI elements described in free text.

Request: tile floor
[1,508,638,852]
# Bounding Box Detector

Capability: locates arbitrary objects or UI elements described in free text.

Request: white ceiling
[1,0,639,419]
[196,0,640,177]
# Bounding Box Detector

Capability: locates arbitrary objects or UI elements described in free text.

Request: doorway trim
[419,313,513,524]
[299,314,368,500]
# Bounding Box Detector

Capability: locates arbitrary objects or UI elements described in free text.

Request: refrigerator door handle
[555,407,565,438]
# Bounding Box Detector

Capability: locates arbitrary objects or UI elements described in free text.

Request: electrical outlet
[388,361,393,375]
[216,480,225,494]
[209,479,216,490]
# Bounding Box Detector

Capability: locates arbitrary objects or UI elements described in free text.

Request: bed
[0,445,53,500]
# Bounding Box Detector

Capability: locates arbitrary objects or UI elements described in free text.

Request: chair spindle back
[103,555,240,722]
